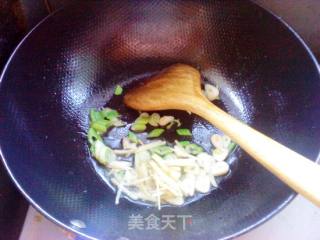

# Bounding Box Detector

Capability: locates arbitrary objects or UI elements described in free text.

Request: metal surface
[0,1,29,239]
[0,1,74,239]
[0,1,320,240]
[254,0,320,58]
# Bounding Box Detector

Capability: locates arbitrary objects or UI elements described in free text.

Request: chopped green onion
[101,109,119,120]
[114,170,126,179]
[131,123,147,132]
[114,85,123,95]
[176,128,192,136]
[91,122,107,133]
[185,143,203,155]
[100,107,111,115]
[90,109,103,122]
[91,120,112,133]
[87,128,102,144]
[135,113,150,125]
[128,131,139,143]
[92,140,116,165]
[150,146,173,156]
[148,128,165,138]
[89,144,96,155]
[179,141,190,147]
[149,113,160,127]
[112,119,126,127]
[228,142,236,151]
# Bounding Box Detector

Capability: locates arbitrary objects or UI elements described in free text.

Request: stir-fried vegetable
[90,109,103,122]
[131,123,147,132]
[228,142,236,151]
[127,131,139,144]
[92,140,116,165]
[91,120,112,133]
[131,113,150,132]
[89,108,122,134]
[176,128,192,136]
[89,129,231,208]
[101,109,119,120]
[87,81,235,209]
[150,145,173,156]
[204,83,219,101]
[87,128,102,145]
[135,112,150,124]
[166,118,181,129]
[149,113,161,127]
[212,148,229,162]
[185,143,203,155]
[114,85,123,95]
[159,116,174,126]
[148,128,165,138]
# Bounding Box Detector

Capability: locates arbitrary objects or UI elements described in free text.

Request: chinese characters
[128,214,192,231]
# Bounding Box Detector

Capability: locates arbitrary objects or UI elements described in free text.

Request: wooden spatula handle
[189,97,320,207]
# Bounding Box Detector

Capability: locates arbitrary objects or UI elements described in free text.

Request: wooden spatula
[124,63,320,207]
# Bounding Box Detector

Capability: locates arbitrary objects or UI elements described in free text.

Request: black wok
[0,1,320,240]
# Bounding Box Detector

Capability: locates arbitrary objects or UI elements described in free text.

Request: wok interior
[92,73,240,207]
[0,1,320,239]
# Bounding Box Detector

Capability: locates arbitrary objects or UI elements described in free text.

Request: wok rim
[0,2,319,240]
